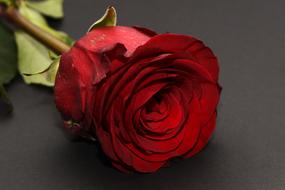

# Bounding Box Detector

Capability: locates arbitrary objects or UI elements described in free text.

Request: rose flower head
[54,26,221,173]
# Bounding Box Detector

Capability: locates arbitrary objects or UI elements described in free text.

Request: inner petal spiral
[138,88,185,138]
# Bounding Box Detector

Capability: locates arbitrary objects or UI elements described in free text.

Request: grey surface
[1,0,285,189]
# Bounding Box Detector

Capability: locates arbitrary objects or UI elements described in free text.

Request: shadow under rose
[48,135,224,190]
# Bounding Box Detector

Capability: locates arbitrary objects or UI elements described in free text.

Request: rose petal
[77,26,151,57]
[183,111,217,158]
[131,34,219,81]
[54,51,83,122]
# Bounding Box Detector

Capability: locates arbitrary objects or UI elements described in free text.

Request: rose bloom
[54,26,221,173]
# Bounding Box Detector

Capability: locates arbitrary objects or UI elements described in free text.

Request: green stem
[1,4,70,54]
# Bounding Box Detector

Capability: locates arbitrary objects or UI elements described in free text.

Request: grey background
[1,0,285,189]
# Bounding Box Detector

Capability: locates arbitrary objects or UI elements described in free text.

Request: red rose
[54,26,221,173]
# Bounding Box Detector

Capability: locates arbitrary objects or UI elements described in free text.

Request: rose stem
[0,4,70,54]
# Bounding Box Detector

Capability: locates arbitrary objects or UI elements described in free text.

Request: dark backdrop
[1,0,285,189]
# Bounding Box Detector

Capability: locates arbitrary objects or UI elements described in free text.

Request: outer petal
[183,111,217,158]
[77,26,151,57]
[55,26,151,125]
[54,51,83,122]
[131,34,219,81]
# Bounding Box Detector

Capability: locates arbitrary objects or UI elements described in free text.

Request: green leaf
[43,57,60,84]
[19,4,73,45]
[15,4,73,86]
[15,31,50,74]
[0,23,17,85]
[0,0,12,6]
[48,50,59,60]
[23,56,60,86]
[15,31,53,86]
[0,23,17,114]
[0,85,13,115]
[88,6,117,32]
[26,0,64,18]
